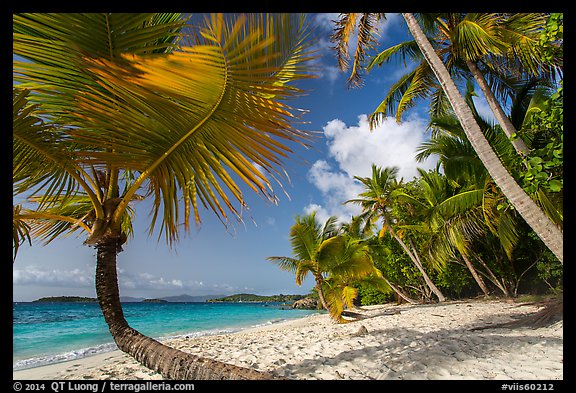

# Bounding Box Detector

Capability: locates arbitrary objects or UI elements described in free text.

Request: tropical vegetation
[267,212,389,323]
[270,12,562,317]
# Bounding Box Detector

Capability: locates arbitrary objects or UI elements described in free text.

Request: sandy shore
[13,299,563,380]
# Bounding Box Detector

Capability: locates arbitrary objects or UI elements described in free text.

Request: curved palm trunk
[95,237,280,380]
[475,254,511,297]
[466,60,530,156]
[460,253,490,296]
[403,13,563,263]
[384,277,418,304]
[313,275,330,312]
[390,230,446,302]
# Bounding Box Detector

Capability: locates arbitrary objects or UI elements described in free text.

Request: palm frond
[13,88,86,207]
[452,14,508,61]
[332,13,386,87]
[367,40,421,71]
[266,256,301,273]
[15,13,316,245]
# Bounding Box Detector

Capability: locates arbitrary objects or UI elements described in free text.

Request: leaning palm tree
[331,12,563,263]
[342,215,416,304]
[365,13,560,156]
[267,212,385,322]
[347,165,446,302]
[13,13,315,380]
[394,168,493,296]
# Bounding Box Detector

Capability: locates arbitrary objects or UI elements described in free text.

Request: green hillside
[207,293,304,303]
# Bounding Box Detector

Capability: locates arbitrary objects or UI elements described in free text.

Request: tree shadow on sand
[275,303,563,380]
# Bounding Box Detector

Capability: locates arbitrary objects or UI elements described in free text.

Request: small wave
[13,342,117,371]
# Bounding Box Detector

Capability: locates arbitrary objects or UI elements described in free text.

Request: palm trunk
[466,59,530,156]
[391,230,446,302]
[95,237,279,380]
[475,254,511,297]
[403,13,563,263]
[383,277,418,304]
[314,275,330,312]
[460,252,490,296]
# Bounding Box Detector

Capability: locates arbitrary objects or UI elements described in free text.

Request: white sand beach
[13,299,563,380]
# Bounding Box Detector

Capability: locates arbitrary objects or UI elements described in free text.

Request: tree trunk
[466,59,530,156]
[402,13,563,263]
[383,277,419,304]
[475,254,511,297]
[95,237,280,380]
[314,275,330,312]
[391,231,446,302]
[460,252,490,296]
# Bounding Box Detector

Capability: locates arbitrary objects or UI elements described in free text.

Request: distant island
[29,293,306,304]
[207,293,305,303]
[33,296,98,303]
[142,298,168,303]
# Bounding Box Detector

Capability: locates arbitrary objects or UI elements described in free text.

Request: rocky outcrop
[292,297,318,310]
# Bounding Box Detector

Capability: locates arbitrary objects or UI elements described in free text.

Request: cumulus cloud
[118,269,202,291]
[304,114,437,222]
[12,265,210,290]
[13,265,93,287]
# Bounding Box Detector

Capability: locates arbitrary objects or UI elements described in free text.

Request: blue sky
[13,13,495,302]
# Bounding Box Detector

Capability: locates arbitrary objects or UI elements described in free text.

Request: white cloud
[13,265,93,287]
[305,114,437,222]
[118,269,202,291]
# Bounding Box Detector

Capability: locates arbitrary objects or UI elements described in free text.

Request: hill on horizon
[28,293,302,303]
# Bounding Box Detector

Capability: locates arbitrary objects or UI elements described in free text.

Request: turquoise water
[13,301,320,370]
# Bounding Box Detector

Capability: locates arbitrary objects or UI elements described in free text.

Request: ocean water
[13,301,320,371]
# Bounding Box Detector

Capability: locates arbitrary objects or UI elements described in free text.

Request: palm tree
[394,168,493,296]
[13,13,315,380]
[342,215,417,304]
[267,212,385,322]
[347,165,446,302]
[366,14,560,156]
[332,13,563,263]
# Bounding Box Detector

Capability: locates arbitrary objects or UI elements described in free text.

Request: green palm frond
[367,40,422,71]
[289,214,322,262]
[369,66,420,126]
[394,63,436,122]
[13,88,85,207]
[14,13,316,245]
[266,256,300,273]
[481,180,519,259]
[320,280,351,323]
[500,13,550,76]
[451,13,508,61]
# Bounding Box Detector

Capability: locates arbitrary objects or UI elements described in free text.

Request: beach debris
[352,325,368,337]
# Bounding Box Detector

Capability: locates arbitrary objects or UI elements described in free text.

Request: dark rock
[292,297,318,310]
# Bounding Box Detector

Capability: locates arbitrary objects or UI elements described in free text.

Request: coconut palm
[13,13,315,380]
[366,13,560,156]
[393,168,493,296]
[342,215,417,304]
[331,13,563,263]
[267,212,385,322]
[347,165,446,302]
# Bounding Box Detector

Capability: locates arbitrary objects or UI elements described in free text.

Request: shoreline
[13,300,563,380]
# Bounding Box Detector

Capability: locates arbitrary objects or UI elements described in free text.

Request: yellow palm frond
[14,13,316,246]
